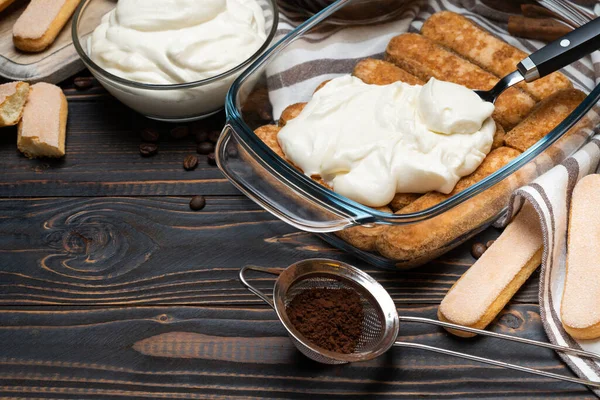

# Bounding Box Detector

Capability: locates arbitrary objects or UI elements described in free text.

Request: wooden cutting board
[0,0,113,84]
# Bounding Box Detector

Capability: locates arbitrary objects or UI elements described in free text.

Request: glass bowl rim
[71,0,280,91]
[225,0,600,225]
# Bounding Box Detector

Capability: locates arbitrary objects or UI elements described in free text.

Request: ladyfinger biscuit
[504,89,586,153]
[18,83,68,159]
[385,33,536,130]
[0,0,15,12]
[438,203,543,337]
[353,58,423,86]
[279,103,306,127]
[335,206,392,252]
[376,147,522,261]
[13,0,81,52]
[421,11,572,101]
[255,124,285,158]
[390,193,422,212]
[314,80,331,93]
[0,81,29,128]
[561,174,600,339]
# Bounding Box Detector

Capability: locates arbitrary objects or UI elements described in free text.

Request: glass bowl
[217,0,600,269]
[71,0,279,122]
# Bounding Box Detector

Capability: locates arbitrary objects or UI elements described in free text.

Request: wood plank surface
[0,196,540,306]
[0,95,239,197]
[0,304,591,399]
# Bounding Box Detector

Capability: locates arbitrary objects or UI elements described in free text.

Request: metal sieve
[240,258,600,388]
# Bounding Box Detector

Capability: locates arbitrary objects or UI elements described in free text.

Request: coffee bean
[486,240,496,248]
[471,242,487,259]
[195,131,209,143]
[139,142,158,157]
[207,152,217,166]
[140,127,159,143]
[74,76,95,90]
[189,195,206,211]
[208,130,221,143]
[170,126,189,140]
[197,142,214,155]
[183,155,199,171]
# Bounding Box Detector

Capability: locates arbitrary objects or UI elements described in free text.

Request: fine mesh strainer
[240,258,600,388]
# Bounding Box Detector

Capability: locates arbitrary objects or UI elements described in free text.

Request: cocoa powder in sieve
[286,288,364,354]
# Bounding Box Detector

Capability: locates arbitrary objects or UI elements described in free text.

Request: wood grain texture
[0,196,539,306]
[0,96,238,197]
[0,304,591,399]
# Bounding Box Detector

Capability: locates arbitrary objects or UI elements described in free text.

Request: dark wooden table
[0,72,593,399]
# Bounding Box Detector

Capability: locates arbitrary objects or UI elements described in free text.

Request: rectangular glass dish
[216,0,600,270]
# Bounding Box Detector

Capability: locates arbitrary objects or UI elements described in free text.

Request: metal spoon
[475,16,600,104]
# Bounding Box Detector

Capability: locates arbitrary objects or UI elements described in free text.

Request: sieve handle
[239,265,281,309]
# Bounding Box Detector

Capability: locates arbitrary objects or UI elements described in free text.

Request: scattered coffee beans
[189,195,206,211]
[183,155,199,171]
[74,76,95,90]
[170,126,189,140]
[286,288,364,354]
[140,128,160,143]
[139,142,158,157]
[207,153,217,166]
[471,242,487,259]
[486,240,496,248]
[197,142,214,155]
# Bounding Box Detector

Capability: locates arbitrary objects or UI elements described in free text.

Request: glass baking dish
[217,0,600,269]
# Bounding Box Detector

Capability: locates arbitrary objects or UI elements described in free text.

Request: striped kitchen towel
[267,0,600,392]
[267,0,598,118]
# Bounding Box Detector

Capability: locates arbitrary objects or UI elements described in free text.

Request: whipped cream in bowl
[277,75,496,208]
[72,0,277,121]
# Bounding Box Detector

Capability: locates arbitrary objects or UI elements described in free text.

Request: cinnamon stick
[508,16,573,42]
[521,4,577,28]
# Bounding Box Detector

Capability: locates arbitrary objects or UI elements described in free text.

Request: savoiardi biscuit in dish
[13,0,81,52]
[385,33,536,130]
[353,58,423,86]
[421,11,572,101]
[17,82,68,159]
[376,147,524,262]
[438,202,543,337]
[335,206,393,252]
[561,174,600,340]
[504,89,587,153]
[279,103,307,127]
[0,81,30,128]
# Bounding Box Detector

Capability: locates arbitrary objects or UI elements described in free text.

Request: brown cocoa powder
[286,288,363,354]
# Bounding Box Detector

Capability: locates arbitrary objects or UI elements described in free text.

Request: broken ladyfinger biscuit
[0,81,30,128]
[438,202,543,337]
[421,11,572,101]
[561,174,600,339]
[385,33,536,130]
[18,82,68,158]
[13,0,81,52]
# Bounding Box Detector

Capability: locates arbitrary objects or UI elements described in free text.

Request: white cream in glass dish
[72,0,278,122]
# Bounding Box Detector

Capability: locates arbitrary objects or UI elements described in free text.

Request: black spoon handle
[517,17,600,82]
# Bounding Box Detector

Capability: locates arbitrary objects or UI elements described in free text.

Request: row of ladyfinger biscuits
[2,0,80,52]
[0,81,68,158]
[254,12,586,262]
[439,174,600,341]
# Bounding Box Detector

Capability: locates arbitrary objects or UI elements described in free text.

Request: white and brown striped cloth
[268,0,600,391]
